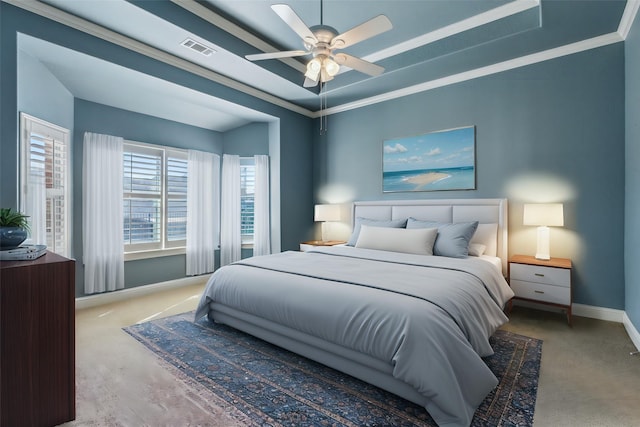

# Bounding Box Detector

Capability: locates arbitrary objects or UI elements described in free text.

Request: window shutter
[166,154,188,244]
[240,159,255,244]
[123,143,188,253]
[47,135,68,254]
[123,149,162,248]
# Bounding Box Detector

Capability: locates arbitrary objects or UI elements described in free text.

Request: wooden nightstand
[509,254,573,325]
[300,240,346,252]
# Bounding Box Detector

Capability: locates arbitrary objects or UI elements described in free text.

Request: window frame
[19,112,71,258]
[123,140,187,260]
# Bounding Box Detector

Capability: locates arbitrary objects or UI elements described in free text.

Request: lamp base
[321,222,329,242]
[534,226,551,260]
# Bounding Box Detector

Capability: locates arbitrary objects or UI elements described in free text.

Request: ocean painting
[383,126,475,192]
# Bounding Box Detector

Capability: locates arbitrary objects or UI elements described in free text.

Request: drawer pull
[534,273,545,277]
[534,290,545,294]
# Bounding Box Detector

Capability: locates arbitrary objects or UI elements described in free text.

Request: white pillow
[355,225,438,255]
[470,223,498,257]
[468,243,487,257]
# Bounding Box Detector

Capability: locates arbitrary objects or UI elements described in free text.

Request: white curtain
[186,150,220,275]
[22,170,46,246]
[220,154,241,266]
[83,132,124,294]
[253,155,271,256]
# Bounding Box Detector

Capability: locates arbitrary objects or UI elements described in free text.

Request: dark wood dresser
[0,252,76,426]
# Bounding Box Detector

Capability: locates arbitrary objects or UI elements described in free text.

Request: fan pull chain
[320,82,328,134]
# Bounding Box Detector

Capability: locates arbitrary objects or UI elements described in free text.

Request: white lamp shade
[523,203,564,227]
[314,204,341,222]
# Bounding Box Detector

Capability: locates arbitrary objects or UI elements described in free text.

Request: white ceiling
[10,0,638,132]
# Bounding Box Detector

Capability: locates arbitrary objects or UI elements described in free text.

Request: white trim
[4,0,632,119]
[512,300,625,323]
[171,0,306,74]
[572,303,625,323]
[3,0,314,118]
[318,32,623,117]
[75,274,210,310]
[124,247,186,261]
[623,312,640,352]
[618,0,640,40]
[362,0,540,66]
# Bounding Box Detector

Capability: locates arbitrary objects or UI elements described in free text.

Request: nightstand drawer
[511,279,571,305]
[510,263,570,287]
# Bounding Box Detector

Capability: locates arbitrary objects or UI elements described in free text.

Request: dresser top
[510,254,571,269]
[0,251,73,269]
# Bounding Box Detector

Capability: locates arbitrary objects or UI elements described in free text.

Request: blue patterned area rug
[124,312,542,427]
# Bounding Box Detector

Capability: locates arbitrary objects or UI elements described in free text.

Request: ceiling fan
[245,2,392,87]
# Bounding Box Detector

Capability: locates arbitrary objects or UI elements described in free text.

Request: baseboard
[622,312,640,352]
[75,274,211,310]
[572,303,625,323]
[512,300,624,322]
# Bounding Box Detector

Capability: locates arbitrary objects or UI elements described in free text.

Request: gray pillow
[406,218,479,258]
[346,217,407,246]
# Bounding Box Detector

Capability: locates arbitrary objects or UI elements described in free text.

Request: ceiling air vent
[181,38,215,56]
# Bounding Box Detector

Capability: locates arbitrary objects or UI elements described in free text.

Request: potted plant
[0,208,30,250]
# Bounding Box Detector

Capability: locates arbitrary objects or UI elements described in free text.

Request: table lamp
[523,203,564,260]
[314,204,341,242]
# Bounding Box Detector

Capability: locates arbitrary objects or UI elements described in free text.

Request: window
[123,141,187,254]
[240,158,255,246]
[20,113,71,257]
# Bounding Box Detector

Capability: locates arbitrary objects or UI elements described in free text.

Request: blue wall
[223,122,270,156]
[625,12,640,330]
[315,44,625,310]
[18,50,74,132]
[1,3,314,296]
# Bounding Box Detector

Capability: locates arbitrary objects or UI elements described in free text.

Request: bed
[195,198,514,427]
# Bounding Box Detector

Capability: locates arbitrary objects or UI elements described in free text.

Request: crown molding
[2,0,631,120]
[2,0,314,118]
[317,32,623,118]
[171,0,307,74]
[618,0,640,40]
[362,0,540,66]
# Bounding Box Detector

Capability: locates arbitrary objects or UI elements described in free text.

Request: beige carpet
[62,283,640,427]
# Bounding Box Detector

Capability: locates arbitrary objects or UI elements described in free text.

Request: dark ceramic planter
[0,226,28,250]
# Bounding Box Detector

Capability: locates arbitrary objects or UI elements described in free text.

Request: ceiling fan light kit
[245,2,392,88]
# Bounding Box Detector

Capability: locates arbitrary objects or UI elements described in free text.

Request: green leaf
[0,208,31,232]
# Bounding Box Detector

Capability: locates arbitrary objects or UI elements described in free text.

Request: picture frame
[382,126,476,192]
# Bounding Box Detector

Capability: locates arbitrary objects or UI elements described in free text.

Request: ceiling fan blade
[271,4,318,45]
[334,53,385,76]
[303,77,319,88]
[245,50,309,61]
[331,15,392,49]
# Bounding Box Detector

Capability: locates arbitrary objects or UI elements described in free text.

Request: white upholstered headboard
[352,199,508,276]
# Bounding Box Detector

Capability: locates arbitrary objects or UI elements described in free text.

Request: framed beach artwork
[382,126,476,192]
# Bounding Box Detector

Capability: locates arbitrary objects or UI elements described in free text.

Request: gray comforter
[195,246,514,427]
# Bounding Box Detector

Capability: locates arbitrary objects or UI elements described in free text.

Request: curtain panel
[220,154,241,266]
[82,132,124,294]
[22,171,46,247]
[253,155,271,256]
[186,150,220,275]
